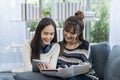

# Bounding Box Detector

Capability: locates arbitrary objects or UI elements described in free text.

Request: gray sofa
[13,42,120,80]
[104,45,120,80]
[89,42,111,80]
[0,73,16,80]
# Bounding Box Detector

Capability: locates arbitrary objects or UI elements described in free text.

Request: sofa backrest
[104,45,120,80]
[89,42,111,80]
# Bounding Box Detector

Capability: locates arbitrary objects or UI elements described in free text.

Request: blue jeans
[66,74,92,80]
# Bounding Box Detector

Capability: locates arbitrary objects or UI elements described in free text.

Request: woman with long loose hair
[22,17,60,71]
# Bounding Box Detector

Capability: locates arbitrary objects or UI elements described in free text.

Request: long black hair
[30,17,57,61]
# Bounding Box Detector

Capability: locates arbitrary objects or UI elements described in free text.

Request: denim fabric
[66,74,92,80]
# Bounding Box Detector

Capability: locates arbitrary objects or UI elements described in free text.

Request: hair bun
[75,10,84,20]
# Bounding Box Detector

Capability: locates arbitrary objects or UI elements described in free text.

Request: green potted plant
[42,9,51,17]
[28,21,38,31]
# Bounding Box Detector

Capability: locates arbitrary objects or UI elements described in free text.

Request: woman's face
[63,27,78,44]
[41,25,55,45]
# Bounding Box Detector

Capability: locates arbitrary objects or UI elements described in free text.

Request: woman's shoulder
[50,43,60,54]
[82,40,89,46]
[52,41,62,46]
[78,40,89,50]
[52,42,60,48]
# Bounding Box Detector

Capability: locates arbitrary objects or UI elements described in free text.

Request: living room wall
[0,0,26,71]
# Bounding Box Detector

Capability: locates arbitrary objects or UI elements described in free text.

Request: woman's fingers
[37,62,48,70]
[37,62,56,71]
[37,63,42,71]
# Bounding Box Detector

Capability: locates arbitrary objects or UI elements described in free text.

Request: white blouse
[22,40,60,72]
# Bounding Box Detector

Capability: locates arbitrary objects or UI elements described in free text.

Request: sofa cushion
[0,73,16,80]
[14,72,62,80]
[104,45,120,80]
[89,42,110,80]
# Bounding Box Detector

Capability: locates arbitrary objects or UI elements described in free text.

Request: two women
[22,11,93,80]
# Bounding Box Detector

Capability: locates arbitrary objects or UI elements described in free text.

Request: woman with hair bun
[57,11,94,80]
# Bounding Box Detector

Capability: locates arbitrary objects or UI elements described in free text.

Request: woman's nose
[46,35,51,39]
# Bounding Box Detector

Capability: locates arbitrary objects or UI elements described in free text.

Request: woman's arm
[37,43,60,71]
[49,43,60,69]
[80,43,92,74]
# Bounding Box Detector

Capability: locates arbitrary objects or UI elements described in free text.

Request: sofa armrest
[104,45,120,80]
[0,72,16,80]
[89,42,111,80]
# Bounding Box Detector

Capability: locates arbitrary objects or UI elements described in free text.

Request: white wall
[0,0,26,71]
[109,0,120,47]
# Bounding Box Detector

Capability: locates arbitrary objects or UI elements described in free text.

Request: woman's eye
[50,32,55,35]
[44,32,48,35]
[71,32,75,35]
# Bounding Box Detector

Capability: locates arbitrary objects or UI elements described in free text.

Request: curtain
[109,0,120,48]
[0,0,26,72]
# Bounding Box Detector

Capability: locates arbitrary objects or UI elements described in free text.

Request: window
[89,0,110,43]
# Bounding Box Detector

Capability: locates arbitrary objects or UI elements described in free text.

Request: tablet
[41,69,58,72]
[32,59,48,72]
[32,59,49,65]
